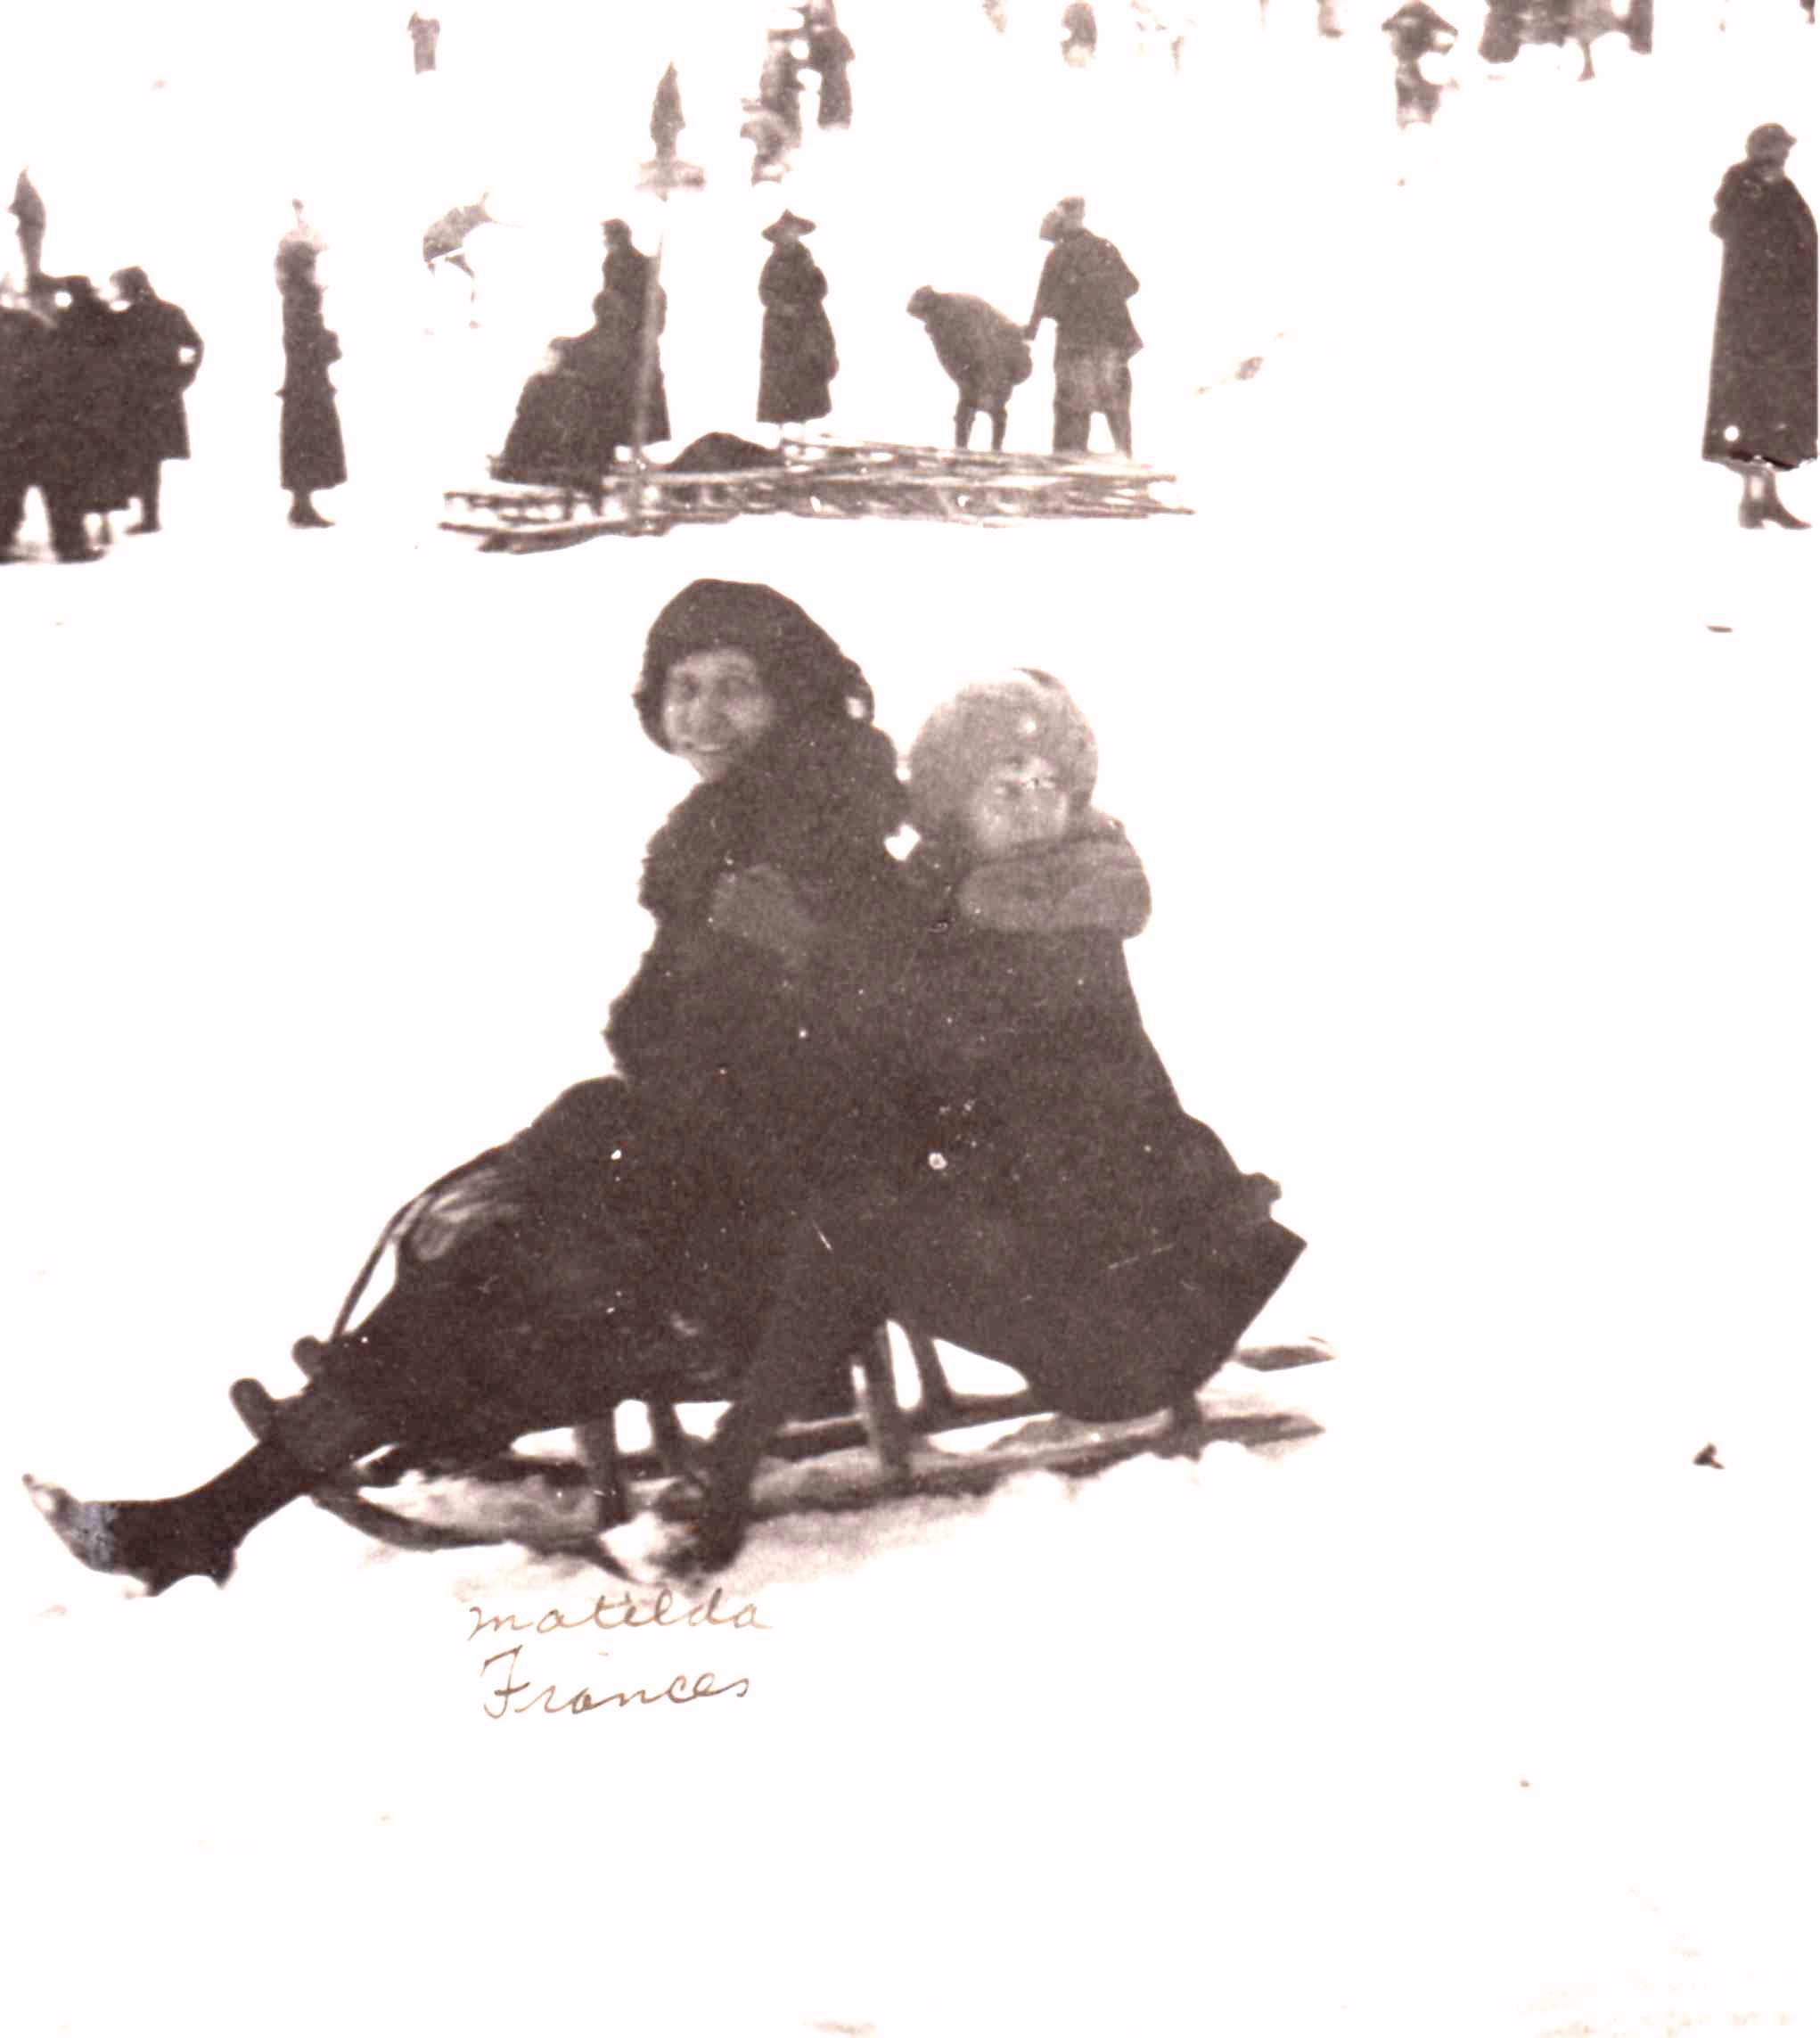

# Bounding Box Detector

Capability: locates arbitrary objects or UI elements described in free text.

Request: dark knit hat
[906,670,1098,842]
[635,579,875,749]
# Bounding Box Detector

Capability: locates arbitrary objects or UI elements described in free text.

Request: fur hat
[635,579,874,749]
[1039,195,1086,242]
[762,209,817,242]
[906,670,1098,842]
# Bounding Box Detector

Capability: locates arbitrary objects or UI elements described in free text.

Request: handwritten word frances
[480,1645,750,1718]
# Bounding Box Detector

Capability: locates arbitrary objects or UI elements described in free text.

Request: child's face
[962,753,1072,862]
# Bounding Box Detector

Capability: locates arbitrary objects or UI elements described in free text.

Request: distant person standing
[803,2,856,129]
[407,13,441,74]
[906,286,1033,450]
[1703,124,1816,530]
[651,62,685,161]
[1023,196,1141,456]
[600,218,670,448]
[276,241,346,528]
[109,267,203,535]
[758,210,838,431]
[11,168,46,287]
[1062,3,1099,63]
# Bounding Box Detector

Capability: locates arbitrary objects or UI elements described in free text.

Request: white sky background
[4,5,1818,2035]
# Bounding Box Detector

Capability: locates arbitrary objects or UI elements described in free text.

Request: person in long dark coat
[51,278,133,539]
[27,582,912,1596]
[651,62,685,160]
[108,267,203,534]
[663,670,1303,1572]
[757,211,838,428]
[600,218,670,447]
[1704,124,1816,530]
[906,285,1033,449]
[1024,195,1141,455]
[2,292,107,563]
[1382,4,1457,129]
[276,242,346,527]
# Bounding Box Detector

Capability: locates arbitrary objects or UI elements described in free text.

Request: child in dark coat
[669,670,1303,1569]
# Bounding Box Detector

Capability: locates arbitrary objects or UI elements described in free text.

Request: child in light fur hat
[903,668,1151,939]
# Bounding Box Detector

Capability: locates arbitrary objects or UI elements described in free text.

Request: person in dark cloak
[1024,196,1141,456]
[1062,2,1099,63]
[10,167,46,288]
[1702,124,1816,530]
[1381,4,1457,130]
[26,581,912,1596]
[407,12,441,73]
[757,210,838,430]
[601,218,669,447]
[802,2,856,129]
[496,288,642,481]
[651,62,685,160]
[906,285,1033,450]
[276,241,346,527]
[107,267,203,535]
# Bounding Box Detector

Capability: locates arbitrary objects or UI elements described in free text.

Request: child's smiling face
[962,753,1073,862]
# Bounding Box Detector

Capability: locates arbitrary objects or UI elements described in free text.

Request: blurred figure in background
[803,2,856,130]
[1703,124,1816,530]
[276,240,346,528]
[55,277,133,548]
[1024,196,1141,456]
[1062,3,1099,64]
[406,12,440,74]
[422,193,495,323]
[757,210,838,432]
[109,267,204,536]
[651,62,685,163]
[906,285,1033,450]
[10,168,46,290]
[1381,4,1457,131]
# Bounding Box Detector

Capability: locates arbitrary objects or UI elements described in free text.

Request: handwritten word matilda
[467,1587,768,1642]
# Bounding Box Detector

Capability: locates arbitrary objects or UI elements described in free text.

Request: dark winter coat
[514,710,908,1341]
[807,27,855,127]
[46,289,132,513]
[911,291,1033,406]
[112,293,203,465]
[1029,229,1142,357]
[1703,164,1818,470]
[758,242,838,423]
[600,245,670,444]
[278,279,347,492]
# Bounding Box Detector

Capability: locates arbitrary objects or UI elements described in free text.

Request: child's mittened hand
[709,866,818,964]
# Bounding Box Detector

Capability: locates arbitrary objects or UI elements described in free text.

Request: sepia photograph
[4,4,1815,2034]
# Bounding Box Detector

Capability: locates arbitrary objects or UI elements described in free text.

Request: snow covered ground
[4,5,1817,2035]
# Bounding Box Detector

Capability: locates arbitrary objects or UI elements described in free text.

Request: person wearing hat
[666,670,1304,1571]
[1381,4,1457,129]
[1024,196,1142,456]
[28,581,914,1594]
[1703,123,1816,530]
[906,284,1033,450]
[757,210,839,431]
[108,267,204,535]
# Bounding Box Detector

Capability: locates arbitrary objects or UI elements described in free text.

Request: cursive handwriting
[481,1645,751,1718]
[467,1587,769,1642]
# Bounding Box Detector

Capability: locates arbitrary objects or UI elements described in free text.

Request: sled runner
[295,1333,1332,1568]
[440,438,1193,551]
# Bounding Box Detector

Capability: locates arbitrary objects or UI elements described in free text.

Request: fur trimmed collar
[638,714,905,928]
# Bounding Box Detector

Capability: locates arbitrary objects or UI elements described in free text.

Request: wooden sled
[440,439,1193,552]
[304,1329,1332,1568]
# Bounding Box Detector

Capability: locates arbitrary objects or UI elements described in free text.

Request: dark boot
[954,399,977,450]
